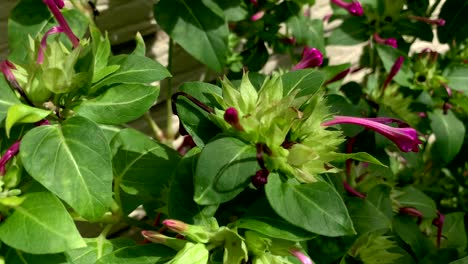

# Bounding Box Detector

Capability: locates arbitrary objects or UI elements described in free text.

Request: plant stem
[144,112,165,141]
[166,38,175,142]
[97,224,113,258]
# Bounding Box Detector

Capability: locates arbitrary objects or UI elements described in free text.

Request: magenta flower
[373,33,398,48]
[0,141,21,176]
[322,116,421,152]
[383,56,404,90]
[289,249,314,264]
[251,169,269,188]
[43,0,80,48]
[37,26,65,64]
[324,68,352,86]
[331,0,364,16]
[292,47,323,70]
[399,207,423,224]
[162,219,188,233]
[251,10,265,21]
[224,107,244,131]
[0,60,21,90]
[409,15,445,26]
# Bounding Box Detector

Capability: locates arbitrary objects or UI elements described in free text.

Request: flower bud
[292,47,323,70]
[224,107,244,131]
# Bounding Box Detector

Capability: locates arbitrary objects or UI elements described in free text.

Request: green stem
[166,38,175,142]
[144,112,165,141]
[113,177,123,217]
[97,224,113,258]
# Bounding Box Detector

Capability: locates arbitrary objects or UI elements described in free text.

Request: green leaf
[327,17,369,46]
[429,109,465,163]
[287,16,325,52]
[66,238,113,264]
[396,186,437,219]
[96,241,175,264]
[265,173,355,236]
[7,0,51,64]
[238,198,316,242]
[194,137,259,205]
[442,213,467,255]
[438,0,468,43]
[20,116,113,220]
[215,0,248,22]
[132,32,147,57]
[393,215,435,260]
[91,55,171,92]
[450,255,468,264]
[75,83,159,125]
[347,198,391,235]
[90,26,112,80]
[367,184,393,219]
[444,64,468,93]
[154,0,229,72]
[5,104,51,137]
[281,69,325,97]
[176,82,223,146]
[332,152,386,167]
[168,148,205,224]
[0,191,86,254]
[376,44,413,87]
[0,76,21,123]
[167,243,209,264]
[111,128,180,214]
[3,248,67,264]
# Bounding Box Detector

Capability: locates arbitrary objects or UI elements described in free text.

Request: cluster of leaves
[0,0,468,263]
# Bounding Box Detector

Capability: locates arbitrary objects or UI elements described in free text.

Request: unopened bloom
[251,10,265,21]
[409,15,445,26]
[324,68,352,85]
[251,169,269,188]
[0,60,22,92]
[373,33,398,48]
[331,0,364,16]
[322,116,421,152]
[0,141,21,176]
[43,0,80,48]
[289,249,314,264]
[224,107,244,131]
[292,47,323,70]
[432,211,445,248]
[163,219,188,233]
[37,26,65,64]
[399,207,423,224]
[383,56,404,90]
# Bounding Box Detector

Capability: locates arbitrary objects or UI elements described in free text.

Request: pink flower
[292,47,323,70]
[43,0,80,48]
[331,0,364,16]
[37,26,65,64]
[383,56,404,90]
[373,33,398,48]
[289,249,314,264]
[322,116,421,152]
[0,60,20,90]
[251,10,265,21]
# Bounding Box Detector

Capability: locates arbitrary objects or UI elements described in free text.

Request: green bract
[211,73,344,182]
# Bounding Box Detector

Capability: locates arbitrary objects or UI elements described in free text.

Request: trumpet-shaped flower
[292,47,323,70]
[409,15,445,26]
[322,116,421,152]
[43,0,80,48]
[331,0,364,16]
